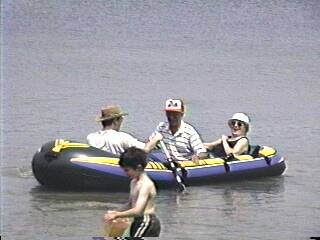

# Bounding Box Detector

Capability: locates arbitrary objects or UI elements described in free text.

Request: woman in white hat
[204,112,250,159]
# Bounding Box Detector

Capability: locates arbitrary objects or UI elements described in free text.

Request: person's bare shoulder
[144,177,156,192]
[237,137,249,145]
[130,178,138,188]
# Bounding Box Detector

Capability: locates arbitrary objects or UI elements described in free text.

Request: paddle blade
[175,175,186,192]
[177,182,186,192]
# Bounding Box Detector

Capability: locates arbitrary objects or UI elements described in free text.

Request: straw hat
[95,106,128,122]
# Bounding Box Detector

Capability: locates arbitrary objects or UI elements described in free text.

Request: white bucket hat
[229,112,250,125]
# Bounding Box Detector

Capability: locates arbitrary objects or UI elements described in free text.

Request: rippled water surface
[1,0,320,239]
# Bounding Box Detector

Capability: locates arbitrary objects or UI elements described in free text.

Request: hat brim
[95,112,128,122]
[164,108,184,113]
[228,119,249,126]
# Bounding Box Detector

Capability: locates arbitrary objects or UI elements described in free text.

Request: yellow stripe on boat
[67,152,281,172]
[232,147,276,161]
[68,147,276,169]
[70,156,227,170]
[259,146,277,157]
[177,159,225,168]
[155,161,165,170]
[52,139,90,153]
[70,157,165,170]
[234,155,254,161]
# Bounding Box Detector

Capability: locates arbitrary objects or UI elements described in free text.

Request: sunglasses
[229,120,244,127]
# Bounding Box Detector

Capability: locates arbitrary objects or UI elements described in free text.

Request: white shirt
[149,120,207,161]
[87,129,145,156]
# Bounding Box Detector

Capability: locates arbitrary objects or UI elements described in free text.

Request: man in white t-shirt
[87,106,146,156]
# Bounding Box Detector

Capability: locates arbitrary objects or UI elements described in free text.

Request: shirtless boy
[104,147,161,237]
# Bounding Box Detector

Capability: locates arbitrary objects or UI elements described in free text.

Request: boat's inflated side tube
[32,140,286,191]
[32,140,128,190]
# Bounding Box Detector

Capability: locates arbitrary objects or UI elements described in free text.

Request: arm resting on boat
[193,152,208,160]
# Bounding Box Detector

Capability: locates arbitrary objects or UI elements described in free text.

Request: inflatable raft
[32,139,286,191]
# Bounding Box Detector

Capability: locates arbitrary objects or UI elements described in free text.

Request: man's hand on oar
[159,141,187,192]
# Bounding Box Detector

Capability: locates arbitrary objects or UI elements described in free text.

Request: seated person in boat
[87,106,147,156]
[145,99,208,162]
[104,147,161,237]
[204,112,250,159]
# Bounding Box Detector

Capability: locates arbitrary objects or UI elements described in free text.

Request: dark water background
[1,0,320,239]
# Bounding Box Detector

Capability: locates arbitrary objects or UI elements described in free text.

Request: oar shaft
[159,141,171,160]
[159,141,186,192]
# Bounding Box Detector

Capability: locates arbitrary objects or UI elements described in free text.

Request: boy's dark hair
[119,147,147,169]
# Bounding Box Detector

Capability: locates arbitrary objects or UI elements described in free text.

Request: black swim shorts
[130,214,161,237]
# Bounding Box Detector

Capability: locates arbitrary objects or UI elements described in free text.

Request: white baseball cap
[164,99,184,113]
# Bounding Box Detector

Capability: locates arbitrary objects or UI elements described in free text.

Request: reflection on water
[28,178,285,237]
[156,177,287,239]
[29,186,128,212]
[219,177,285,217]
[27,171,285,214]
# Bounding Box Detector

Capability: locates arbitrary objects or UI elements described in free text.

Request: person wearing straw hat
[204,112,251,159]
[145,99,208,161]
[87,105,149,156]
